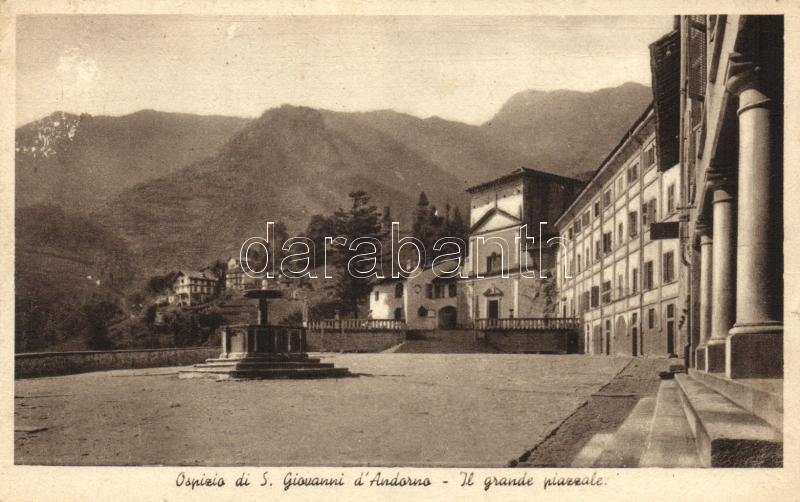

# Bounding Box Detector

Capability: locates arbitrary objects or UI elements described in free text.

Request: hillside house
[170,270,219,306]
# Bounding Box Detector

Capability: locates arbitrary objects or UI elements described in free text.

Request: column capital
[695,221,712,242]
[725,52,772,112]
[707,169,737,195]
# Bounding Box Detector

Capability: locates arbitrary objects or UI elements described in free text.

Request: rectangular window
[434,284,445,299]
[628,162,639,184]
[448,283,457,298]
[667,183,676,213]
[591,286,600,308]
[642,198,657,228]
[667,303,675,318]
[374,291,379,301]
[602,232,612,254]
[663,251,675,283]
[575,218,582,234]
[568,226,574,240]
[426,284,433,299]
[617,274,624,297]
[648,308,656,329]
[632,267,638,293]
[649,198,657,223]
[595,240,601,261]
[486,254,502,273]
[602,281,612,304]
[643,261,654,290]
[582,211,590,226]
[618,222,624,244]
[644,144,656,167]
[628,211,638,237]
[594,201,601,218]
[603,189,612,208]
[577,254,582,273]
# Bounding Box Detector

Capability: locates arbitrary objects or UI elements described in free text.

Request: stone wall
[305,331,406,353]
[16,347,220,379]
[485,330,579,354]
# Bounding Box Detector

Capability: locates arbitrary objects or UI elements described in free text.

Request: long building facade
[554,107,685,357]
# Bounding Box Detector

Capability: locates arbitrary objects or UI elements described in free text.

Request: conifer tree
[330,190,383,317]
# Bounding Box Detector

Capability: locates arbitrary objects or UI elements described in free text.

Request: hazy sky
[16,15,674,126]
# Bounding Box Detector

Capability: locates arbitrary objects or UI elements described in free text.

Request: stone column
[705,181,736,372]
[695,224,713,370]
[725,53,783,378]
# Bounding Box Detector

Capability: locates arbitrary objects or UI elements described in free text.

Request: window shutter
[687,18,707,100]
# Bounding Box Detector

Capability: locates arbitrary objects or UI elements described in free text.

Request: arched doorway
[614,316,628,356]
[437,306,457,329]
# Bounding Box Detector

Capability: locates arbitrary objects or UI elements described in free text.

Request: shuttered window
[687,17,707,100]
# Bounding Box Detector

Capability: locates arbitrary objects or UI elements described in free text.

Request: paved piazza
[15,354,630,466]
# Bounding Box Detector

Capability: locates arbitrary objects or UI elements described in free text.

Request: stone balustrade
[474,317,580,331]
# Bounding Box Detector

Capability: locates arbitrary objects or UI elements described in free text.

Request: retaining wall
[484,330,579,354]
[305,331,406,353]
[15,347,220,379]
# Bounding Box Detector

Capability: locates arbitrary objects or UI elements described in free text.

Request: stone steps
[592,397,656,467]
[193,361,335,370]
[179,366,349,380]
[639,379,702,467]
[674,373,781,467]
[687,369,782,432]
[571,433,614,467]
[395,330,501,353]
[179,352,350,381]
[580,369,782,467]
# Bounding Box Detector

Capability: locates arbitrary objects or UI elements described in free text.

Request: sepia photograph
[5,4,790,495]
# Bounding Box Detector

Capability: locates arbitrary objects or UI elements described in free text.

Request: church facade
[459,168,583,324]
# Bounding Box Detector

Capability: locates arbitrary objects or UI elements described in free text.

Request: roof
[176,270,218,281]
[465,167,582,194]
[373,256,463,284]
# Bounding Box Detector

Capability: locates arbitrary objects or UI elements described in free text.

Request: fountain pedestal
[179,289,349,380]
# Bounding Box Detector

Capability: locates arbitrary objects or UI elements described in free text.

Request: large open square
[15,354,630,466]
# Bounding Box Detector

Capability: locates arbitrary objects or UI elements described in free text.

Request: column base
[695,346,706,371]
[706,341,726,372]
[726,323,783,379]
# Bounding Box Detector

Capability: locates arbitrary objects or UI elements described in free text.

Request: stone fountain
[179,288,349,380]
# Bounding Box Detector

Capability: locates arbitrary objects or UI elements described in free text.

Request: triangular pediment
[471,208,522,234]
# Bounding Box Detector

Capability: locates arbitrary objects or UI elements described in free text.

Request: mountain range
[16,82,653,275]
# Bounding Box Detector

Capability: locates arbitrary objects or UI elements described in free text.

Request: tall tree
[446,206,469,257]
[304,213,336,267]
[209,259,227,293]
[330,190,383,318]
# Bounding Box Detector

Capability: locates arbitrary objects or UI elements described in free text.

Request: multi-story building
[170,270,219,306]
[554,106,684,357]
[460,167,583,324]
[225,257,246,290]
[673,16,783,378]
